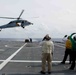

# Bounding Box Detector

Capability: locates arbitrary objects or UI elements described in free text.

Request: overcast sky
[0,0,76,38]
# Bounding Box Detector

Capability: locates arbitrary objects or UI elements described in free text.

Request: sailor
[61,36,72,64]
[69,33,76,70]
[40,34,54,74]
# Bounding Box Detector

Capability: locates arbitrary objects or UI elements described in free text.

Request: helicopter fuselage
[0,19,33,30]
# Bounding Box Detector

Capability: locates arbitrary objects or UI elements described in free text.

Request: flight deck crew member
[40,34,54,74]
[69,33,76,70]
[61,36,72,64]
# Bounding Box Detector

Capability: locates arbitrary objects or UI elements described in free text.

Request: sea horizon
[0,37,63,42]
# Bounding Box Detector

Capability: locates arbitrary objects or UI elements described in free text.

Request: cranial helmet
[73,36,76,41]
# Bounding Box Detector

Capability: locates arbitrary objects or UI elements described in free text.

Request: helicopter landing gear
[21,25,25,28]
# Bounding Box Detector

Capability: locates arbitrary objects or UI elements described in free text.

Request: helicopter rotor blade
[17,10,24,19]
[0,17,18,19]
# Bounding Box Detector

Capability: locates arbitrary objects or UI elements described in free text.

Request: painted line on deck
[0,60,69,63]
[10,60,69,63]
[0,49,5,51]
[0,43,27,70]
[55,44,65,48]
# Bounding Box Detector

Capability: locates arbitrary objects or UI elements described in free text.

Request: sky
[0,0,76,38]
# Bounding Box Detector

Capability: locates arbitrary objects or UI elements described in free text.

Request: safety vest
[65,39,72,49]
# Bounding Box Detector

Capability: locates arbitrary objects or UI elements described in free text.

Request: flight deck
[0,41,76,75]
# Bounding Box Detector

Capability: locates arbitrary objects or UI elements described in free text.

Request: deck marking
[0,60,70,63]
[9,60,69,63]
[55,44,65,48]
[0,43,27,70]
[0,49,4,51]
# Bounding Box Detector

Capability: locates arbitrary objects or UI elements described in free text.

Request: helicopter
[0,10,33,31]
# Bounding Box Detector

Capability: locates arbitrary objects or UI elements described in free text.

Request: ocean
[0,38,63,43]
